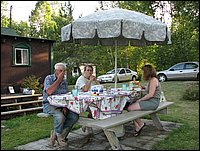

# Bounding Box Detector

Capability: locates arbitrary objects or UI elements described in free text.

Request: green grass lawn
[1,81,199,150]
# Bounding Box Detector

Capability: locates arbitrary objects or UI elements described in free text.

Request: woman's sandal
[134,123,146,137]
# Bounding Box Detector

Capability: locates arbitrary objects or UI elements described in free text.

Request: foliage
[1,1,199,80]
[182,82,199,101]
[67,76,79,85]
[171,1,199,32]
[12,21,30,37]
[29,1,55,38]
[1,1,10,27]
[118,1,155,16]
[20,75,41,93]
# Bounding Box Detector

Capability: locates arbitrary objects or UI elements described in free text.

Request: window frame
[12,42,31,67]
[184,63,198,70]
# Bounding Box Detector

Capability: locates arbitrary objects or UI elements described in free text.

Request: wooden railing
[1,94,43,118]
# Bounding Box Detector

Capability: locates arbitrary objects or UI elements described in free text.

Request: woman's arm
[82,75,100,92]
[82,80,93,92]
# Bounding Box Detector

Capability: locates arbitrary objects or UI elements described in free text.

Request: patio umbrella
[61,8,171,88]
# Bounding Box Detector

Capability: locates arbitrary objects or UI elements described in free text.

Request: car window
[106,69,120,74]
[185,63,198,69]
[171,63,184,70]
[119,69,125,74]
[126,69,131,73]
[106,70,114,74]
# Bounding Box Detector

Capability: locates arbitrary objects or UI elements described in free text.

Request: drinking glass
[72,88,78,97]
[121,84,127,91]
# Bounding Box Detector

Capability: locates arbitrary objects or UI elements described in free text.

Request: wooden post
[103,129,123,150]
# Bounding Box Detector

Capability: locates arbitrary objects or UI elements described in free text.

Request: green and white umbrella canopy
[61,8,171,88]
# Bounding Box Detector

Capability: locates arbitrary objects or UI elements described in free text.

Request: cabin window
[12,42,31,66]
[15,48,29,65]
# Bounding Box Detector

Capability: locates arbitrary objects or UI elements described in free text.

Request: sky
[5,1,171,27]
[6,1,100,22]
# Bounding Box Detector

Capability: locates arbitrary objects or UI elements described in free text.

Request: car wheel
[112,77,115,83]
[132,75,136,81]
[158,74,167,82]
[112,77,119,82]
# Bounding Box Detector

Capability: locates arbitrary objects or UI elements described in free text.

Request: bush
[68,76,79,85]
[182,82,199,101]
[20,75,41,93]
[137,73,142,81]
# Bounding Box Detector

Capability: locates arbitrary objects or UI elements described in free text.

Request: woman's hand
[89,75,97,81]
[90,75,100,85]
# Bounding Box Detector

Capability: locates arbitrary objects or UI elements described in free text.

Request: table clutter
[47,83,146,119]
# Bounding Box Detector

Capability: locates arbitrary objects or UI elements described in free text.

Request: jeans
[43,103,79,135]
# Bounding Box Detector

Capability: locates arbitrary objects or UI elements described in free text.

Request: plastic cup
[32,90,35,95]
[122,84,127,91]
[72,89,78,97]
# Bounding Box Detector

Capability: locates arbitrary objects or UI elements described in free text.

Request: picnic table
[47,87,173,150]
[47,87,144,119]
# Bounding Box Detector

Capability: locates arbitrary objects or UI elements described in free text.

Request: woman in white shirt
[75,65,100,92]
[75,65,100,118]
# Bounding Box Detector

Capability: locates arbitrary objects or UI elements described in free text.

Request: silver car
[97,68,138,83]
[157,62,199,82]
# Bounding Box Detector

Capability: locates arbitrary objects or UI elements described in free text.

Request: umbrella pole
[114,40,117,89]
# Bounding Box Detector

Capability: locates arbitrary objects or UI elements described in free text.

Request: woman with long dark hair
[128,64,162,136]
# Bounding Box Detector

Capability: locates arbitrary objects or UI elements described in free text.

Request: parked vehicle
[97,68,138,83]
[157,62,199,82]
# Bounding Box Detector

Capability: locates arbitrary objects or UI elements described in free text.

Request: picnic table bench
[77,101,174,150]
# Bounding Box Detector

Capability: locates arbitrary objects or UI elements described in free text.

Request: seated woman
[128,64,162,136]
[75,64,100,118]
[75,64,100,92]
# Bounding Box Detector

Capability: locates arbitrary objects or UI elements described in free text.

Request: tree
[52,1,75,63]
[29,1,56,38]
[117,1,199,71]
[97,1,119,10]
[5,1,199,78]
[1,1,9,27]
[118,1,155,16]
[12,21,30,37]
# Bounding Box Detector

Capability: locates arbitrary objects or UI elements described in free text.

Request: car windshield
[106,69,120,74]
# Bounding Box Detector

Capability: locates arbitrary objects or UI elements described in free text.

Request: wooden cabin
[1,27,55,94]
